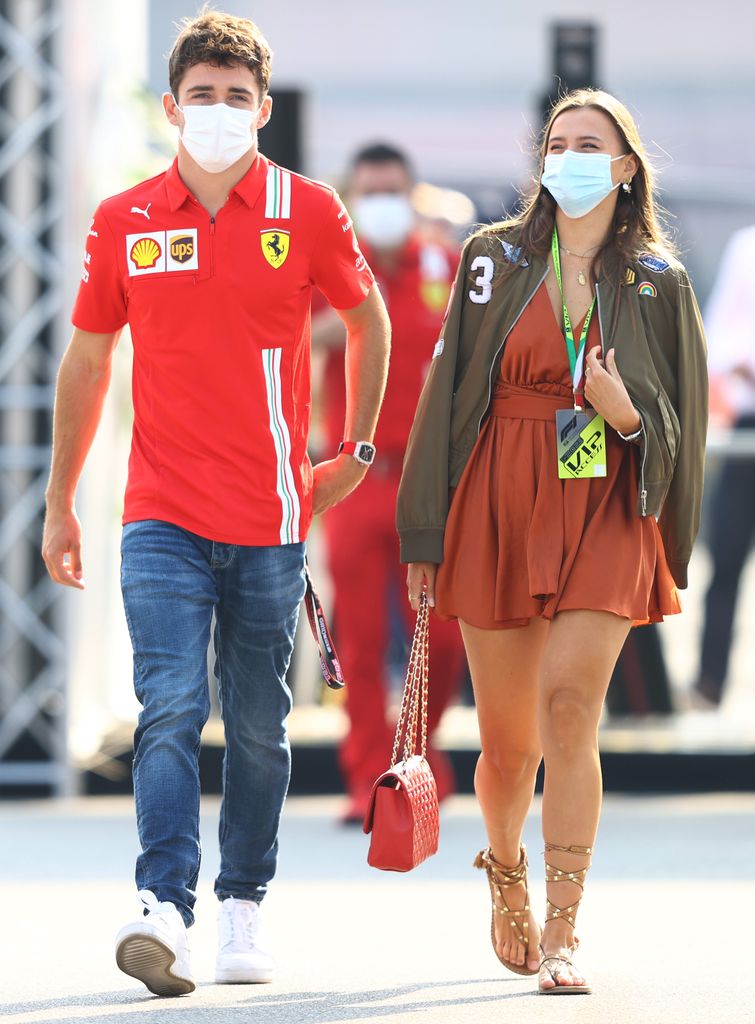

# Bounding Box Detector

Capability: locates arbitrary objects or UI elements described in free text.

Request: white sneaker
[115,890,195,996]
[215,896,275,983]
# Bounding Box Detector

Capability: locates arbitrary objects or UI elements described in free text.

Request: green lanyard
[551,226,595,407]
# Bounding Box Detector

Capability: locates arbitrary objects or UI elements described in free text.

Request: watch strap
[338,440,376,465]
[617,424,643,441]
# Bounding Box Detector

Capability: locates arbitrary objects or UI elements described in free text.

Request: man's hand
[584,347,641,435]
[42,507,85,589]
[41,326,120,591]
[312,455,368,515]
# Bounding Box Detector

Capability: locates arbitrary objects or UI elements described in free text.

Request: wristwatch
[617,423,643,442]
[338,440,376,466]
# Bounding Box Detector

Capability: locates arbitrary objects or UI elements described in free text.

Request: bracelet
[617,423,643,441]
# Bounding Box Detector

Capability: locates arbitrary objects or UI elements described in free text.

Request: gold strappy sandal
[473,845,537,977]
[538,842,592,995]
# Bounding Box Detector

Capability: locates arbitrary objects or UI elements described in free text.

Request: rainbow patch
[637,281,657,298]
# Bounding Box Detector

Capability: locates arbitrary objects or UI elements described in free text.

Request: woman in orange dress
[397,90,707,994]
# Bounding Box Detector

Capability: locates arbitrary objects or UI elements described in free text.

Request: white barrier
[706,429,755,458]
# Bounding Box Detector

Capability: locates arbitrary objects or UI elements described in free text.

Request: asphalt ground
[1,793,753,1024]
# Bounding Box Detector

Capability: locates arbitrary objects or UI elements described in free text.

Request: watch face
[356,443,375,465]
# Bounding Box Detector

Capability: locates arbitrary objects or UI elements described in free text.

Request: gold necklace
[559,244,599,287]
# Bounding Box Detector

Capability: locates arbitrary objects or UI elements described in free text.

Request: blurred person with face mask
[312,143,466,824]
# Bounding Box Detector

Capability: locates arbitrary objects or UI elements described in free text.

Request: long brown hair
[479,89,678,289]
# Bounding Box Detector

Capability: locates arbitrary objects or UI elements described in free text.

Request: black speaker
[260,88,305,174]
[539,21,599,128]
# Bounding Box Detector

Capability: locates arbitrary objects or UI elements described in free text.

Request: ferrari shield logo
[261,229,290,268]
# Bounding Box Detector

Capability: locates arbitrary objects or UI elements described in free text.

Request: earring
[622,179,632,194]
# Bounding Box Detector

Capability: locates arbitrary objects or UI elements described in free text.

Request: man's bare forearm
[342,287,391,443]
[46,332,118,511]
[310,287,390,515]
[42,329,119,588]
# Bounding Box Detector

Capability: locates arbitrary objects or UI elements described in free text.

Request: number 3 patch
[468,255,494,304]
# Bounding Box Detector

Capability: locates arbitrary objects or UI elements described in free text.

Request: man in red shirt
[41,12,389,997]
[313,144,466,823]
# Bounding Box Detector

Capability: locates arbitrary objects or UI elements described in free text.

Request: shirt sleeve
[309,190,374,310]
[396,234,504,564]
[657,271,709,589]
[71,204,128,333]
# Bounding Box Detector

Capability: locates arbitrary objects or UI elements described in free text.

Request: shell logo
[130,237,162,270]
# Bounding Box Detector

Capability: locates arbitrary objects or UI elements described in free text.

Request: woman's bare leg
[460,616,549,972]
[537,609,632,989]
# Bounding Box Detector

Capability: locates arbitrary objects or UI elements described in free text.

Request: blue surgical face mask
[541,150,627,219]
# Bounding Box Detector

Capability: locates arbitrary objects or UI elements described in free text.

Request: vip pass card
[556,409,607,479]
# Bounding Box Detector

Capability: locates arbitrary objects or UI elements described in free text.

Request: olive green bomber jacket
[396,233,709,589]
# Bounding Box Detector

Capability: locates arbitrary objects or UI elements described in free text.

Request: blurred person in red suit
[312,143,466,823]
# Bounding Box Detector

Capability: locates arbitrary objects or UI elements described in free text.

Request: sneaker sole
[215,967,274,984]
[116,934,195,997]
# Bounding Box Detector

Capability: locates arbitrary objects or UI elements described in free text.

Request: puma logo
[130,202,152,220]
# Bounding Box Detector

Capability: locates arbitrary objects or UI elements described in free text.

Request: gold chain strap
[390,594,430,766]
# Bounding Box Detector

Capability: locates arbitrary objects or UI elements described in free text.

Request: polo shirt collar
[164,153,269,213]
[165,159,191,212]
[232,153,268,208]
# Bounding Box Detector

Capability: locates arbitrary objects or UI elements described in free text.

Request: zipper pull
[641,489,648,515]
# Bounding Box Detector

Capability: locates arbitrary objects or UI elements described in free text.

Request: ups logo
[170,235,194,263]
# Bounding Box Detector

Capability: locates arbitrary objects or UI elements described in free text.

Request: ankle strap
[544,842,592,856]
[543,842,592,930]
[474,845,527,884]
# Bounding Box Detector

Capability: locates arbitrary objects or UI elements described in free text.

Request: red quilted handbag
[363,595,439,871]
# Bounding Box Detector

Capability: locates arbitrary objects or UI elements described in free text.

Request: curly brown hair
[479,89,678,291]
[168,6,273,100]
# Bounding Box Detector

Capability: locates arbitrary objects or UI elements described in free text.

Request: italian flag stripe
[280,169,291,217]
[265,166,276,217]
[262,347,300,544]
[265,165,291,219]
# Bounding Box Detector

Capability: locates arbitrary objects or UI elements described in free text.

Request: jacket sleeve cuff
[398,528,445,565]
[668,560,688,589]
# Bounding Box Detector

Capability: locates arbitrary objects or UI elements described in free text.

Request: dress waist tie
[490,385,572,422]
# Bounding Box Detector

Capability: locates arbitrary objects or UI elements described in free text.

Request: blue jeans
[120,519,306,927]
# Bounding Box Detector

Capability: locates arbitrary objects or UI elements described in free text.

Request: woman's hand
[584,347,641,435]
[406,562,438,611]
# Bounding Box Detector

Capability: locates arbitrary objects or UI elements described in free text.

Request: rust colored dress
[435,283,681,630]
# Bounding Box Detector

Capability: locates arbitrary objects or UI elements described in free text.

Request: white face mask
[176,101,256,173]
[541,150,627,219]
[352,194,414,249]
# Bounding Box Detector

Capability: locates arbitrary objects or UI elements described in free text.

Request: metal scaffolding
[0,0,69,793]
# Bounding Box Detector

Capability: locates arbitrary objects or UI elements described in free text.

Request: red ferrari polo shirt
[72,155,374,545]
[323,235,457,458]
